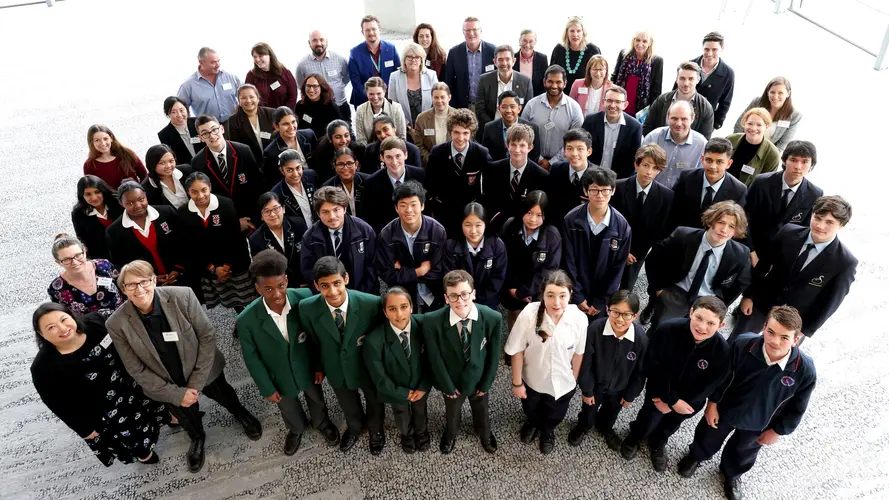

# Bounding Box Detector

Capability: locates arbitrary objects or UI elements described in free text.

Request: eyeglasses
[586,188,613,196]
[607,309,635,321]
[463,28,480,34]
[446,291,473,302]
[123,277,155,292]
[261,205,284,216]
[198,127,221,139]
[405,55,422,61]
[335,160,357,169]
[604,99,626,105]
[58,252,86,266]
[305,84,321,90]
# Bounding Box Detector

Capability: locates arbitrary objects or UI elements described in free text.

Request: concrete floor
[1,1,888,499]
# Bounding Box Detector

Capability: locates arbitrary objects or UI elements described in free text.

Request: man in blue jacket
[348,15,400,107]
[444,16,496,110]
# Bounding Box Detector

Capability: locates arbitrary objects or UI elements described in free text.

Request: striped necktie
[399,331,411,360]
[460,319,471,362]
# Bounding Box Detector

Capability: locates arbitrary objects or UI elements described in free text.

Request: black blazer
[582,111,643,179]
[669,169,747,232]
[157,118,201,164]
[476,117,541,163]
[362,141,422,174]
[248,218,309,287]
[270,172,319,228]
[688,55,735,129]
[71,203,123,260]
[321,172,370,216]
[311,137,366,184]
[744,225,857,336]
[481,158,549,231]
[444,41,497,109]
[500,219,562,304]
[513,51,549,97]
[611,51,664,109]
[105,205,186,275]
[293,100,342,140]
[611,174,674,259]
[544,160,595,225]
[140,165,194,209]
[300,214,377,294]
[359,165,426,234]
[223,106,277,161]
[177,195,251,275]
[645,227,751,306]
[189,141,264,222]
[425,141,493,235]
[261,131,318,189]
[442,235,508,310]
[744,172,823,254]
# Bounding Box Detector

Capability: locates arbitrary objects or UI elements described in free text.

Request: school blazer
[744,172,823,253]
[157,117,202,164]
[312,138,366,184]
[359,165,426,234]
[442,235,508,310]
[643,90,715,139]
[475,71,534,130]
[611,52,664,108]
[321,172,369,215]
[105,205,186,274]
[261,131,317,189]
[362,316,431,404]
[611,175,674,258]
[72,203,123,260]
[177,195,251,275]
[300,215,377,294]
[140,165,194,209]
[106,286,225,405]
[421,304,502,396]
[481,158,549,228]
[388,69,439,126]
[501,219,562,301]
[744,225,857,336]
[561,204,632,310]
[544,160,596,225]
[669,169,747,231]
[236,288,316,398]
[348,40,401,106]
[513,51,549,97]
[425,141,493,233]
[732,97,803,152]
[579,317,648,401]
[298,290,384,390]
[476,117,541,163]
[189,141,263,221]
[248,218,308,287]
[445,41,497,108]
[374,215,447,302]
[223,106,277,161]
[726,133,781,187]
[644,227,752,305]
[688,55,735,129]
[413,107,453,165]
[582,111,644,179]
[362,140,422,174]
[271,173,319,227]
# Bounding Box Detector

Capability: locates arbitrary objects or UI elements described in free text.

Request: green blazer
[236,288,315,398]
[727,133,781,187]
[422,304,502,396]
[298,289,383,390]
[362,316,431,405]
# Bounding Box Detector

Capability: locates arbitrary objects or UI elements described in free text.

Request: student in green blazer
[237,250,340,456]
[298,256,386,454]
[726,107,780,187]
[363,287,431,454]
[423,270,502,455]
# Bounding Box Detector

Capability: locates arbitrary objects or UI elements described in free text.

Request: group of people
[32,14,856,500]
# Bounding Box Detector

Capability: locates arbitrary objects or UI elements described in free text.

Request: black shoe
[723,476,743,500]
[138,451,159,464]
[650,445,667,472]
[187,438,205,473]
[481,433,498,454]
[439,436,456,454]
[520,421,539,444]
[639,303,655,325]
[539,432,555,455]
[235,411,262,441]
[319,423,340,445]
[620,438,639,460]
[284,431,302,456]
[400,434,416,454]
[601,429,622,451]
[678,454,701,478]
[340,431,359,452]
[567,425,588,447]
[415,431,431,452]
[369,431,385,455]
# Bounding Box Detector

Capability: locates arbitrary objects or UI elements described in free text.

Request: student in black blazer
[141,144,193,210]
[71,175,123,260]
[262,107,317,189]
[312,120,367,183]
[731,196,857,342]
[475,91,541,163]
[442,203,508,310]
[321,147,369,216]
[645,202,751,329]
[444,35,497,109]
[158,96,202,164]
[582,104,643,179]
[270,149,318,229]
[545,129,596,225]
[668,137,746,232]
[685,33,735,130]
[610,144,674,291]
[360,136,427,234]
[514,31,549,97]
[223,85,277,161]
[361,115,423,173]
[249,192,309,287]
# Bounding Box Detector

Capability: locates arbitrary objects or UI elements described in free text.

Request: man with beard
[475,45,533,131]
[297,30,352,124]
[520,65,583,170]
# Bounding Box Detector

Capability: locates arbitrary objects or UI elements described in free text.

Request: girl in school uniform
[504,269,587,454]
[71,175,122,260]
[83,124,148,189]
[47,234,124,318]
[443,203,508,311]
[141,144,193,210]
[177,172,256,312]
[248,192,308,288]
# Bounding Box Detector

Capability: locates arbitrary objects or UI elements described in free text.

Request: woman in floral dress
[47,234,124,318]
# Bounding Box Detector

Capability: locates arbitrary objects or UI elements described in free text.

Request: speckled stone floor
[1,1,888,499]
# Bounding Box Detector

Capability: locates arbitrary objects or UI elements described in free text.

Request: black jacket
[312,137,366,184]
[579,317,648,401]
[157,117,201,164]
[582,111,643,179]
[375,215,447,304]
[500,219,562,303]
[248,218,308,287]
[140,165,194,209]
[442,235,508,310]
[481,158,549,231]
[611,174,674,259]
[293,100,342,140]
[513,50,549,97]
[300,215,377,294]
[744,172,823,253]
[105,205,186,275]
[611,51,664,110]
[189,141,264,223]
[177,195,251,276]
[362,140,422,174]
[223,106,277,161]
[321,172,370,216]
[261,131,318,189]
[426,141,493,236]
[476,117,541,163]
[688,55,735,129]
[270,172,318,228]
[669,169,747,232]
[544,160,596,225]
[359,165,426,234]
[72,203,123,260]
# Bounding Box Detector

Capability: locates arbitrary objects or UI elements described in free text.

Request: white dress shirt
[121,205,160,238]
[263,296,292,342]
[586,205,612,236]
[326,293,350,326]
[287,182,314,223]
[762,341,791,370]
[448,304,479,334]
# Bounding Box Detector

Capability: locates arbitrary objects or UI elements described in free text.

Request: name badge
[303,114,313,124]
[424,128,435,136]
[190,136,202,144]
[222,82,233,91]
[100,334,113,349]
[577,87,589,95]
[544,121,556,131]
[480,337,487,350]
[676,162,689,169]
[270,80,281,91]
[327,69,338,77]
[485,64,495,72]
[425,60,432,67]
[260,131,272,140]
[777,120,791,128]
[741,164,756,175]
[384,60,394,68]
[97,277,113,287]
[162,331,179,342]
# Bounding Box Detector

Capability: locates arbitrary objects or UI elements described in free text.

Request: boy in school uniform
[237,250,340,455]
[481,123,548,231]
[423,270,502,454]
[298,256,386,454]
[730,195,857,343]
[360,136,426,234]
[561,167,632,319]
[363,287,432,454]
[678,306,816,500]
[545,128,596,225]
[300,186,377,294]
[620,296,731,472]
[375,181,448,313]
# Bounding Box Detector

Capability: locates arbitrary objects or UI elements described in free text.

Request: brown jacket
[412,107,452,166]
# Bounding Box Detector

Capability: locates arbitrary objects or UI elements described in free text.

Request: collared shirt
[271,227,285,250]
[678,233,727,297]
[342,181,357,214]
[600,113,626,170]
[187,194,219,221]
[800,233,836,269]
[390,320,412,345]
[263,296,292,342]
[520,93,584,159]
[451,142,468,160]
[701,174,727,205]
[138,296,186,387]
[209,144,227,170]
[88,207,109,221]
[287,182,313,223]
[388,169,406,188]
[523,227,540,246]
[762,341,791,370]
[603,317,637,342]
[568,164,589,184]
[467,46,483,101]
[636,179,653,197]
[509,161,528,185]
[150,169,188,209]
[174,124,197,157]
[121,205,160,238]
[586,206,612,236]
[448,304,480,334]
[295,51,350,104]
[781,175,801,205]
[467,238,484,256]
[177,70,242,123]
[642,126,707,189]
[328,225,344,251]
[326,293,350,326]
[504,302,587,398]
[584,86,604,115]
[519,54,533,77]
[494,72,514,119]
[701,60,719,83]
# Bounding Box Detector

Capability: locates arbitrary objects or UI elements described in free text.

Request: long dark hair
[73,175,117,216]
[85,124,142,179]
[535,270,574,342]
[251,42,287,77]
[299,74,334,105]
[145,144,177,182]
[756,77,794,122]
[413,23,445,63]
[32,303,86,350]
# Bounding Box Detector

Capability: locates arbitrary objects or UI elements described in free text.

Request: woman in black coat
[293,74,342,141]
[71,175,123,261]
[223,84,277,161]
[140,144,193,210]
[157,96,201,163]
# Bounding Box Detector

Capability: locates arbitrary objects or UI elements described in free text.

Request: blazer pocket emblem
[809,275,824,287]
[358,241,365,254]
[298,332,307,343]
[423,242,431,254]
[357,335,366,346]
[537,252,546,262]
[627,351,637,361]
[160,222,171,234]
[721,275,734,285]
[484,258,493,269]
[480,337,487,350]
[610,238,619,250]
[790,212,803,223]
[212,214,221,226]
[238,173,247,184]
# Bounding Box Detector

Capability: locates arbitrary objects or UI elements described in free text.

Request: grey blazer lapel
[123,305,171,381]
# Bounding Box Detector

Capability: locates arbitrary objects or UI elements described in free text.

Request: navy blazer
[444,41,497,109]
[582,111,643,179]
[744,225,857,336]
[476,117,541,163]
[611,174,674,258]
[744,172,823,253]
[425,141,493,235]
[248,218,308,287]
[321,172,369,216]
[270,172,318,228]
[481,158,548,231]
[645,227,751,306]
[374,215,448,305]
[176,194,251,275]
[513,51,549,97]
[561,204,632,310]
[140,165,194,209]
[544,160,596,226]
[260,131,317,189]
[349,40,401,106]
[189,141,263,223]
[689,55,735,129]
[300,215,377,294]
[359,165,426,234]
[500,219,562,303]
[669,169,747,232]
[362,140,422,174]
[442,235,508,310]
[157,118,202,164]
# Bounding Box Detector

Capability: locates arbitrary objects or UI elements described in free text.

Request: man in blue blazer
[348,15,400,107]
[444,17,497,110]
[581,87,643,179]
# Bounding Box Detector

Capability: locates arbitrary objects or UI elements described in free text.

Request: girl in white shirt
[505,269,586,454]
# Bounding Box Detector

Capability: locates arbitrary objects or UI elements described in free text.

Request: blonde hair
[117,260,156,289]
[400,42,427,71]
[627,30,655,63]
[742,107,773,128]
[561,16,587,48]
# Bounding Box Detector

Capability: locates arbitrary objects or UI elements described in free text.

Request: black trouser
[443,391,490,440]
[621,258,645,292]
[576,392,625,432]
[391,396,429,437]
[277,383,332,435]
[626,394,701,449]
[687,418,764,480]
[168,371,247,441]
[332,383,385,436]
[521,385,574,436]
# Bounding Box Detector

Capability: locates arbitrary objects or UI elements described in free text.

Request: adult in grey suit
[106,260,262,473]
[475,45,534,133]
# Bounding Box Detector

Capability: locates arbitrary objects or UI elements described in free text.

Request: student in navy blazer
[250,193,309,288]
[359,136,427,234]
[561,168,631,318]
[270,150,318,229]
[444,27,497,109]
[581,108,643,179]
[442,203,507,310]
[349,16,401,106]
[481,123,548,231]
[262,107,317,189]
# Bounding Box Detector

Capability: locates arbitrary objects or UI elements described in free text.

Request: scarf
[616,51,652,113]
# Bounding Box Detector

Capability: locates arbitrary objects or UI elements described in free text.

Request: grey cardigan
[732,97,802,152]
[387,69,438,126]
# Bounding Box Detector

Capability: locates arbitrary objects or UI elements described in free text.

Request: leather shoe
[415,431,431,452]
[284,431,302,456]
[678,454,700,478]
[400,434,416,454]
[369,431,386,455]
[601,429,622,451]
[319,424,340,445]
[187,438,205,473]
[481,433,498,454]
[520,421,539,444]
[539,432,555,455]
[650,445,667,472]
[235,411,262,441]
[567,425,588,447]
[439,436,456,454]
[340,431,359,452]
[620,438,639,460]
[723,476,743,500]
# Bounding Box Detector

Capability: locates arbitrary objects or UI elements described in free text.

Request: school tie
[701,186,715,210]
[511,170,520,194]
[333,230,342,259]
[460,319,471,362]
[636,190,646,212]
[399,332,411,360]
[217,153,228,180]
[791,243,817,275]
[454,152,464,172]
[686,249,714,305]
[781,188,793,210]
[395,180,402,188]
[334,308,345,337]
[572,173,581,189]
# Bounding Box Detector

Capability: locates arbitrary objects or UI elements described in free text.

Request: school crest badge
[697,359,709,370]
[627,351,637,361]
[160,222,171,234]
[484,258,493,269]
[357,335,366,346]
[537,252,547,262]
[790,212,803,223]
[212,214,221,226]
[238,173,247,184]
[610,238,618,250]
[297,332,307,343]
[781,376,795,387]
[809,275,824,286]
